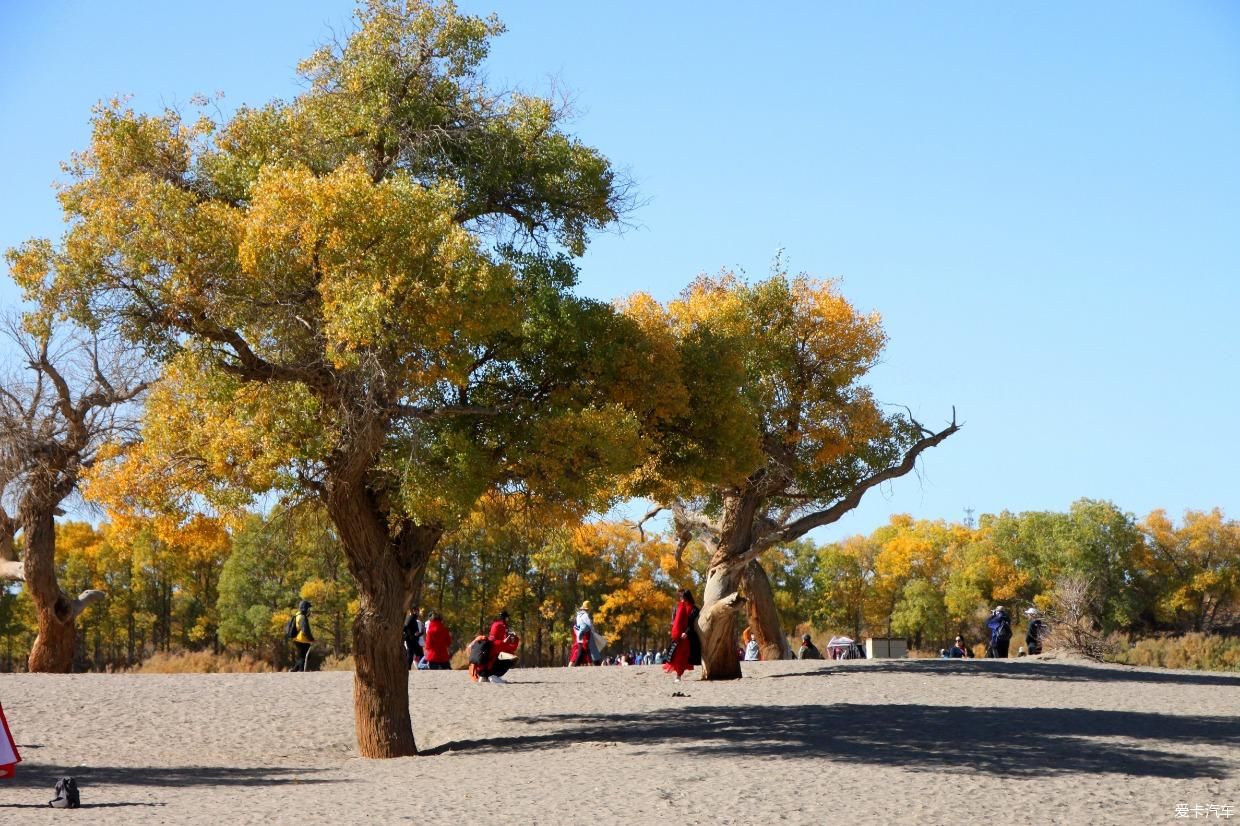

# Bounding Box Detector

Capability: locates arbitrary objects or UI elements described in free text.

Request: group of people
[288,594,1051,679]
[570,589,704,682]
[939,606,1049,659]
[402,609,453,670]
[743,631,828,660]
[281,587,737,684]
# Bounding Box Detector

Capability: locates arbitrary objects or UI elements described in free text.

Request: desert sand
[0,656,1237,824]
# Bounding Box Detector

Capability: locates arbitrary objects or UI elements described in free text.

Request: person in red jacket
[662,589,701,682]
[423,612,452,670]
[481,610,520,684]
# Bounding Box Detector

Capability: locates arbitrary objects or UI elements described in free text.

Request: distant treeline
[0,497,1235,672]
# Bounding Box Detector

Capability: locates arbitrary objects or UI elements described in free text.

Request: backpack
[467,637,492,666]
[997,616,1012,641]
[285,614,299,640]
[49,776,80,809]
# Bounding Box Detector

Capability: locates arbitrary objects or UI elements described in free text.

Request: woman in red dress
[662,589,700,682]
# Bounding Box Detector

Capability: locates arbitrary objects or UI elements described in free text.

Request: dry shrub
[1045,575,1120,662]
[319,654,355,671]
[133,651,274,673]
[449,648,470,670]
[1111,633,1240,672]
[906,648,941,659]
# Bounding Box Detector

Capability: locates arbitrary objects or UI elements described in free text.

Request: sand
[0,657,1237,824]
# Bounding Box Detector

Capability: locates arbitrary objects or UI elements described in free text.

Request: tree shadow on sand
[768,659,1240,687]
[2,764,334,792]
[426,703,1240,780]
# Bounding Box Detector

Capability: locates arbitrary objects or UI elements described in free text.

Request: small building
[865,638,908,659]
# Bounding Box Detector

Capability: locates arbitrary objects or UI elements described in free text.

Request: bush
[1046,575,1120,662]
[319,654,355,671]
[1110,633,1240,672]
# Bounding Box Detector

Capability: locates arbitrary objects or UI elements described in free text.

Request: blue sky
[2,1,1238,541]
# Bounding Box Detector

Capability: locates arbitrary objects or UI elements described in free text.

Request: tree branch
[752,410,962,555]
[627,505,664,542]
[70,589,106,619]
[394,404,500,420]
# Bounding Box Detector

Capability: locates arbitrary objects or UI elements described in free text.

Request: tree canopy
[7,0,655,757]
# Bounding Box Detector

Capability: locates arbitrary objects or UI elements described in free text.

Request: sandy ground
[0,657,1237,825]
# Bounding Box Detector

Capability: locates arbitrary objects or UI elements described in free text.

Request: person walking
[570,601,596,667]
[289,600,315,672]
[662,589,701,682]
[423,611,452,669]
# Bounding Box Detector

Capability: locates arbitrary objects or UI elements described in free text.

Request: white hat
[1024,608,1038,616]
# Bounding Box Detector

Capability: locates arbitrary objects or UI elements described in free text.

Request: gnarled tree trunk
[326,482,440,758]
[23,507,76,672]
[698,574,744,680]
[743,559,793,660]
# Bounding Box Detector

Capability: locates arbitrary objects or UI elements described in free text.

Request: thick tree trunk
[23,507,76,673]
[325,482,439,758]
[699,562,745,680]
[351,573,416,758]
[743,559,793,660]
[695,488,765,680]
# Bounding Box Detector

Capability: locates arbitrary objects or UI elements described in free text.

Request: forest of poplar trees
[1,497,1235,672]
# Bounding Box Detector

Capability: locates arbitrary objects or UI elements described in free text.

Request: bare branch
[751,411,962,555]
[627,504,664,542]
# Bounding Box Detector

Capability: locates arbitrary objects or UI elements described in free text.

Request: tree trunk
[351,574,415,757]
[699,561,745,679]
[23,507,76,673]
[325,483,440,758]
[699,571,745,680]
[743,559,793,660]
[695,488,765,680]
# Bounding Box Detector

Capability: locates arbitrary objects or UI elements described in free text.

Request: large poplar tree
[8,0,653,756]
[628,270,958,678]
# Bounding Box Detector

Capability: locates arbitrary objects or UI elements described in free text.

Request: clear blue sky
[2,1,1238,541]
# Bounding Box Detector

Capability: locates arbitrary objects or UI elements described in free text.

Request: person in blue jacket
[986,606,1012,658]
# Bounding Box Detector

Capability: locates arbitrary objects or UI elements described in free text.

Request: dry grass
[318,654,355,671]
[1110,633,1240,671]
[131,651,274,673]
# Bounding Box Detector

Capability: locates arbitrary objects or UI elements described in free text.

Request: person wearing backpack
[288,600,315,672]
[475,610,520,684]
[986,606,1012,658]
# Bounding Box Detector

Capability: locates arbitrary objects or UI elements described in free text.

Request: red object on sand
[0,702,20,778]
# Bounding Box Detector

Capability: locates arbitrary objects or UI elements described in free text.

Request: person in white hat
[1024,607,1047,655]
